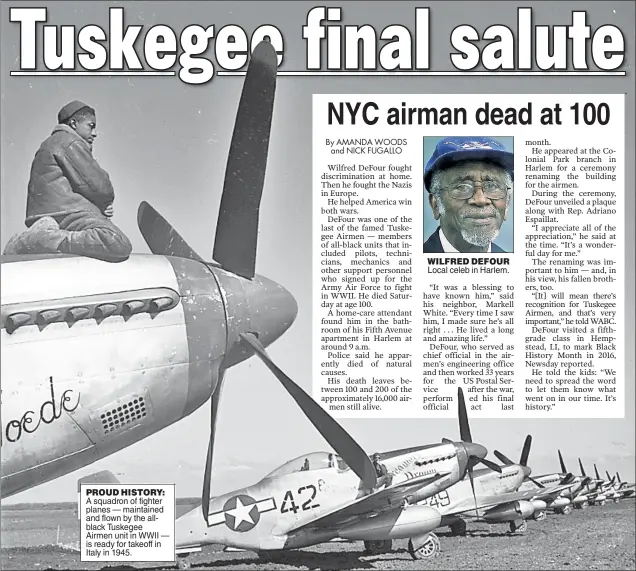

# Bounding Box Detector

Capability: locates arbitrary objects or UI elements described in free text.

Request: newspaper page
[1,2,634,570]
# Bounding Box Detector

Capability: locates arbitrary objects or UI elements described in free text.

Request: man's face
[430,161,510,251]
[70,113,97,148]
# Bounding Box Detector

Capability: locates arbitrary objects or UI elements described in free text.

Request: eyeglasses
[442,180,510,200]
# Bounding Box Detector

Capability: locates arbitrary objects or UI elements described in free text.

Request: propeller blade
[479,458,503,473]
[212,41,278,279]
[201,371,226,523]
[240,332,377,490]
[528,476,545,488]
[594,464,601,481]
[519,435,532,467]
[606,470,612,482]
[558,450,567,474]
[457,387,472,444]
[617,472,622,483]
[137,201,205,261]
[494,450,514,466]
[578,458,587,477]
[468,461,478,517]
[441,438,453,444]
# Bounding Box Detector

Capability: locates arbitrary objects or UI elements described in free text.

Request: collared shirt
[439,228,492,253]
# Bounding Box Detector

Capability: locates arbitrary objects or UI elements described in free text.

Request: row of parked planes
[81,387,634,566]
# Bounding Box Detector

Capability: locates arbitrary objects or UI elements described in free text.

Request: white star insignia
[226,497,256,530]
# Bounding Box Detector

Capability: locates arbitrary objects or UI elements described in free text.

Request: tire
[509,520,526,533]
[408,533,440,560]
[364,540,391,555]
[450,520,467,536]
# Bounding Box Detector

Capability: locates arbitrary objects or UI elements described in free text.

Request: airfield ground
[1,499,634,570]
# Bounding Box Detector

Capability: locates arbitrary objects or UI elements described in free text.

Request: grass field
[1,499,634,570]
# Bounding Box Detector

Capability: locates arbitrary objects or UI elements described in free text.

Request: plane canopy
[265,452,350,478]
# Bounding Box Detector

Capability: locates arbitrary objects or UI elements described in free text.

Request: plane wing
[287,472,447,533]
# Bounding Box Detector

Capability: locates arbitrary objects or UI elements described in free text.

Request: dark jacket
[423,227,505,253]
[25,124,114,226]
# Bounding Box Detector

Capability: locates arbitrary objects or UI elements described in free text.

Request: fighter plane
[513,450,587,515]
[570,459,603,508]
[1,42,367,515]
[414,436,573,537]
[173,387,498,562]
[614,473,635,499]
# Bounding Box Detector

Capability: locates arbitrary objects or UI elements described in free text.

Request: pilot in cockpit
[373,453,393,491]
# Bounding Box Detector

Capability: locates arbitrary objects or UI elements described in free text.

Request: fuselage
[418,464,525,518]
[175,442,475,552]
[518,472,583,499]
[1,253,296,498]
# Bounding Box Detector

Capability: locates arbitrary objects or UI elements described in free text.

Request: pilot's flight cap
[58,100,95,124]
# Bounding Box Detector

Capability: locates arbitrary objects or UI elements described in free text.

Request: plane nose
[245,275,298,349]
[213,269,298,367]
[465,442,487,460]
[522,465,532,478]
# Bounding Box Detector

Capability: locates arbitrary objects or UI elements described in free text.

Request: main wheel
[408,533,440,560]
[533,510,546,521]
[562,505,573,515]
[509,520,527,533]
[176,556,191,570]
[450,520,467,536]
[257,550,286,562]
[364,540,392,555]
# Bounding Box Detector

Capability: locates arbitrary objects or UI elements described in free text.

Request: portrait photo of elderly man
[423,136,514,253]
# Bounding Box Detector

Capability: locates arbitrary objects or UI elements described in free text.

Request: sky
[1,1,634,504]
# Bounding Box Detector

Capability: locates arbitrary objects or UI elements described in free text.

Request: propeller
[136,41,380,525]
[241,332,377,490]
[558,449,567,474]
[453,388,501,517]
[494,435,545,488]
[557,450,576,485]
[212,42,277,279]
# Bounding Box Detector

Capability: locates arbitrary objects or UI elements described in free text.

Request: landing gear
[450,520,467,536]
[257,550,286,562]
[509,520,527,534]
[613,498,620,504]
[363,540,393,555]
[408,533,440,560]
[562,505,573,515]
[597,499,606,506]
[533,510,546,521]
[176,555,191,570]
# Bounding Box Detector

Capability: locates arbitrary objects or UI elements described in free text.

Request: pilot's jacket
[26,124,114,224]
[4,124,132,262]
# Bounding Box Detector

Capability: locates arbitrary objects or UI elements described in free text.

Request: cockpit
[265,452,350,478]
